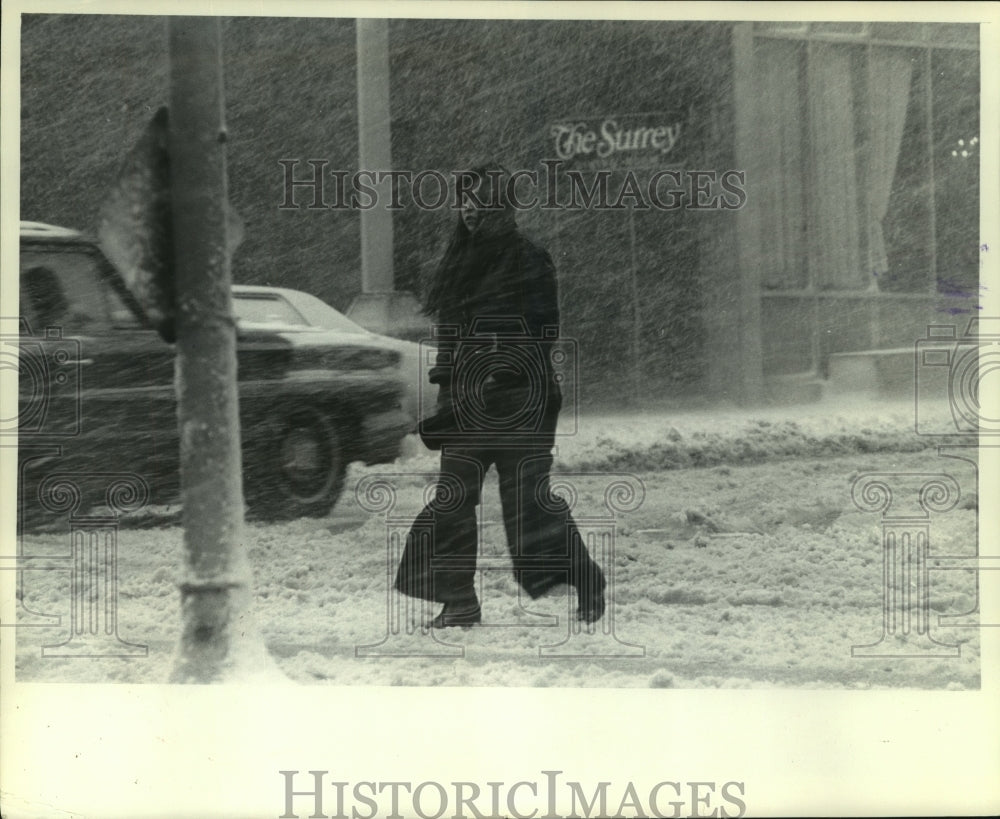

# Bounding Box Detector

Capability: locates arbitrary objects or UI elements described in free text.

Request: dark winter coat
[420,221,564,447]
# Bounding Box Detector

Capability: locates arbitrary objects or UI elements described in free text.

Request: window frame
[19,241,149,335]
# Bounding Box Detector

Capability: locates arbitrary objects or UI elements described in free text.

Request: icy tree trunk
[166,17,275,683]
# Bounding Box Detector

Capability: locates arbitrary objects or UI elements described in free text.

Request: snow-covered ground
[13,397,982,688]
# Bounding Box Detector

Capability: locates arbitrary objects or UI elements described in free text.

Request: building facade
[20,17,982,407]
[386,19,981,406]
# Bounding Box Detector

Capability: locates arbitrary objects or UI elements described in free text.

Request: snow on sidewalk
[398,395,958,475]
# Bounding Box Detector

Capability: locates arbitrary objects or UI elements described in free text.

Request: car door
[18,241,178,495]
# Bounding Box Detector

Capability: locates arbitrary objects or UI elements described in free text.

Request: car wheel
[244,408,346,521]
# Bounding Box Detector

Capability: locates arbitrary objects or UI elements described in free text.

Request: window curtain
[752,40,806,289]
[808,44,864,289]
[867,48,914,282]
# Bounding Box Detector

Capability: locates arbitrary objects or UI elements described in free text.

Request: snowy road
[15,419,981,688]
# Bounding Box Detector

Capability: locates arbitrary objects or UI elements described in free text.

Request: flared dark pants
[394,445,605,604]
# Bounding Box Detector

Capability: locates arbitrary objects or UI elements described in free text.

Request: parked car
[229,284,435,426]
[15,221,412,524]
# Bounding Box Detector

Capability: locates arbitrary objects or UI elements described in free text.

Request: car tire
[243,407,346,521]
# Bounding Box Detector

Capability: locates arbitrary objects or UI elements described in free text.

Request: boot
[429,597,482,629]
[575,574,606,623]
[576,589,605,623]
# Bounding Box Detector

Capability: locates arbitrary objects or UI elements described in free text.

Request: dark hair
[421,162,516,317]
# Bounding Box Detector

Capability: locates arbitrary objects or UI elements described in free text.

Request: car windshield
[232,293,309,326]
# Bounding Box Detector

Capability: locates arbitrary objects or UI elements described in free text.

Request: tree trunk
[166,17,279,683]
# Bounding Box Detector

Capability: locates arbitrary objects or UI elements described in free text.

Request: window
[751,23,979,295]
[752,37,808,290]
[20,248,133,334]
[747,22,979,377]
[232,293,309,326]
[932,48,979,296]
[881,51,931,292]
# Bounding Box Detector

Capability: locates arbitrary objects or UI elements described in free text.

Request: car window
[286,290,370,334]
[20,249,135,335]
[232,293,309,326]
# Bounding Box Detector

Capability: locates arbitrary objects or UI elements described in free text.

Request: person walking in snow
[394,162,606,628]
